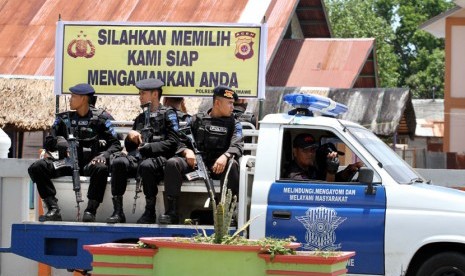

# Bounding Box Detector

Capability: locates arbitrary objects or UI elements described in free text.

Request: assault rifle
[180,126,216,205]
[132,102,151,213]
[68,129,83,221]
[52,112,84,221]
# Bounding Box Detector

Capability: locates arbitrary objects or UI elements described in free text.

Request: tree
[382,0,453,98]
[325,0,399,87]
[405,48,444,98]
[325,0,454,98]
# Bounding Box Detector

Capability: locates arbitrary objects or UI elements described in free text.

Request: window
[280,127,369,183]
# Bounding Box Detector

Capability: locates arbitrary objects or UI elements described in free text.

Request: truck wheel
[416,252,465,276]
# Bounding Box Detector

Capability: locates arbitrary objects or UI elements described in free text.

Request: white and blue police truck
[2,93,465,276]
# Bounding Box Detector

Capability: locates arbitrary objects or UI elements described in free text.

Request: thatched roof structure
[263,87,416,138]
[1,78,56,131]
[1,79,414,138]
[0,78,203,131]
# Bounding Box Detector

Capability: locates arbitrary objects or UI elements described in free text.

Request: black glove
[91,154,107,165]
[44,135,57,151]
[56,136,69,159]
[326,156,339,174]
[138,143,152,158]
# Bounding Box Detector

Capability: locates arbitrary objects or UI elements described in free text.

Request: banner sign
[54,21,267,98]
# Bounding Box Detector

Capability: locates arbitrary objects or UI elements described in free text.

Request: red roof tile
[0,0,277,76]
[266,38,376,88]
[265,0,299,67]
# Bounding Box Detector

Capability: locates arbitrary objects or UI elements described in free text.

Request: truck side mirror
[358,167,376,195]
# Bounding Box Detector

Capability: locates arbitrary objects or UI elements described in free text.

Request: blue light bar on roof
[283,93,348,117]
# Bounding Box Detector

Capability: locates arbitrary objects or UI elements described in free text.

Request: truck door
[265,129,386,275]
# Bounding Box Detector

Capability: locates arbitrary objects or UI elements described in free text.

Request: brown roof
[266,38,377,88]
[0,0,331,76]
[0,0,362,132]
[0,0,301,76]
[265,0,300,66]
[296,0,332,38]
[0,0,300,131]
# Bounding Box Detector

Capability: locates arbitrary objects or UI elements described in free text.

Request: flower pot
[259,251,355,276]
[140,237,284,276]
[84,238,354,276]
[83,243,157,276]
[139,237,354,276]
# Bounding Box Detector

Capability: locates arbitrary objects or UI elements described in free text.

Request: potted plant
[84,167,355,276]
[259,250,355,276]
[83,242,157,276]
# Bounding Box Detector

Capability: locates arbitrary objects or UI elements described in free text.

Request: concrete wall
[0,158,37,276]
[0,129,11,158]
[416,168,465,188]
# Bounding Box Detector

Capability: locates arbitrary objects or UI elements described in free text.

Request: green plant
[311,249,342,258]
[136,240,155,249]
[179,161,298,258]
[254,237,297,259]
[136,162,317,258]
[212,187,236,244]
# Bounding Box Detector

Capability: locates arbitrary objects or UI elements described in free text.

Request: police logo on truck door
[296,206,346,251]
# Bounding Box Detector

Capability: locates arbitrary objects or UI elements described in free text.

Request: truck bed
[2,221,217,271]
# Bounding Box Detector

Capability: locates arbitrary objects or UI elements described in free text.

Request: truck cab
[249,94,465,275]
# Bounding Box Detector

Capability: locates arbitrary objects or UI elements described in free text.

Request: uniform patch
[105,119,117,137]
[235,123,243,137]
[168,112,179,131]
[208,125,227,134]
[53,118,59,125]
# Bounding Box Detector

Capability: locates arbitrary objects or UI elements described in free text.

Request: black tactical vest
[134,106,168,142]
[194,113,235,161]
[70,111,105,164]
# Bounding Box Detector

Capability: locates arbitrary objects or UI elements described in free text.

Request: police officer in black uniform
[285,134,344,182]
[106,78,180,224]
[160,85,244,224]
[89,95,114,121]
[89,95,124,146]
[163,96,192,127]
[28,83,122,222]
[233,99,257,128]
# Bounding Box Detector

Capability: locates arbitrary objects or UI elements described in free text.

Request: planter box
[83,243,157,276]
[259,251,355,276]
[84,238,354,276]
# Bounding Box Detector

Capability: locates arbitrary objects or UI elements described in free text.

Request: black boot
[82,199,100,222]
[39,196,62,222]
[137,197,156,224]
[106,196,126,224]
[159,196,179,224]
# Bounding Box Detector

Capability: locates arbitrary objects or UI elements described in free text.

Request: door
[266,127,386,275]
[265,181,386,275]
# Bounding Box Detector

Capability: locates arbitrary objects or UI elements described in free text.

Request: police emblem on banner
[67,30,95,58]
[296,206,347,251]
[234,31,255,61]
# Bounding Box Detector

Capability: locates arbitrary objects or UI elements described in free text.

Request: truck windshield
[347,126,424,184]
